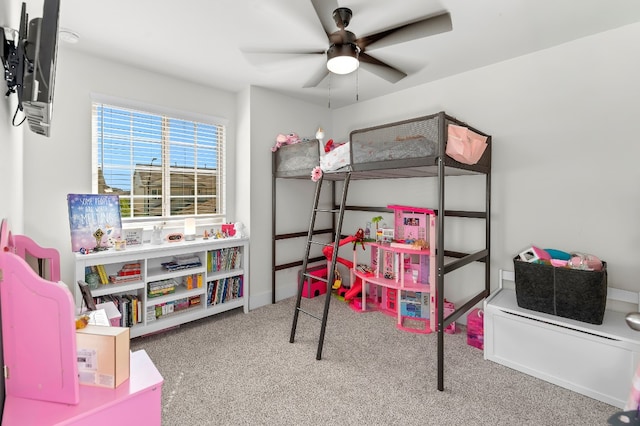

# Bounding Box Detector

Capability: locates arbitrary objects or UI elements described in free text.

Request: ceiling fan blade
[359,52,407,84]
[356,12,452,51]
[242,50,325,67]
[303,66,330,88]
[311,0,340,36]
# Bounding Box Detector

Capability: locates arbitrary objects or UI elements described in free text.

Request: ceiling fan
[243,0,452,88]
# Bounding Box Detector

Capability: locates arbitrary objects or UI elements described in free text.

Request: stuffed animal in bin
[271,133,302,152]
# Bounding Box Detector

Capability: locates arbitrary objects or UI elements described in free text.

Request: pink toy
[300,266,328,299]
[467,308,484,350]
[271,132,302,152]
[343,278,363,301]
[388,204,434,247]
[568,252,603,271]
[323,138,347,153]
[221,223,236,237]
[518,245,551,263]
[311,166,323,182]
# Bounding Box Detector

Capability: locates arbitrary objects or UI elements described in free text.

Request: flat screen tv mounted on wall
[0,0,61,137]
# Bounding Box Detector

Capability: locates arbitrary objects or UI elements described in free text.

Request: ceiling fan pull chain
[356,68,359,102]
[328,73,332,109]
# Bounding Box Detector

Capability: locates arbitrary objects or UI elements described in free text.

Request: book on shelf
[183,273,203,290]
[206,276,243,306]
[93,264,109,285]
[146,304,157,322]
[162,254,202,271]
[109,274,142,284]
[208,247,242,272]
[118,268,141,277]
[148,287,176,298]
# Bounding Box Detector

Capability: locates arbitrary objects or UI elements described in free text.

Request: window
[92,100,226,221]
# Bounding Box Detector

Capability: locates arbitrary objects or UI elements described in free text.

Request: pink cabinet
[2,350,163,426]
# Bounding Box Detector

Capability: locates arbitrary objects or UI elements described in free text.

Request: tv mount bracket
[1,28,20,96]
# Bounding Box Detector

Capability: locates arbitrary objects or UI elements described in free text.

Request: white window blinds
[92,102,226,219]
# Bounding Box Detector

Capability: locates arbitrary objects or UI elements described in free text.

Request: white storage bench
[484,270,640,408]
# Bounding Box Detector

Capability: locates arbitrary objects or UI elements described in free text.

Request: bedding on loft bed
[272,111,491,180]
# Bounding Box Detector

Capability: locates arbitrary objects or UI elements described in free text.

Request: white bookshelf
[74,237,249,338]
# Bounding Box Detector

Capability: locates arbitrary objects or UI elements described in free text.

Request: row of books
[147,295,202,321]
[207,247,242,272]
[86,264,109,285]
[183,273,203,290]
[161,254,202,272]
[85,262,143,286]
[207,276,243,306]
[110,262,142,284]
[92,293,142,327]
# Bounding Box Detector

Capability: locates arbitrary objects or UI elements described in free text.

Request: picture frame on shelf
[123,228,143,246]
[77,280,97,311]
[67,194,122,252]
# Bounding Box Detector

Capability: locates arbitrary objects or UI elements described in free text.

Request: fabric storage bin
[446,124,488,165]
[513,258,607,325]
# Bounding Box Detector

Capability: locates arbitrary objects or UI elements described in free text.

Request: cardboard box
[76,325,130,388]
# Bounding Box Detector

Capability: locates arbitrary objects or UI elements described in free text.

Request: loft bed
[271,111,491,391]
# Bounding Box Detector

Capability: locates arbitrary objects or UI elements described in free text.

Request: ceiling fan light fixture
[326,44,359,75]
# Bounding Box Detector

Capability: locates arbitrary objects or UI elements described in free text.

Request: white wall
[0,3,24,232]
[245,86,331,307]
[330,22,640,310]
[22,48,238,293]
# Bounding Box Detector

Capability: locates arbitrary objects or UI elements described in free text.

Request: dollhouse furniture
[272,111,491,391]
[0,219,163,424]
[299,265,328,298]
[484,270,640,408]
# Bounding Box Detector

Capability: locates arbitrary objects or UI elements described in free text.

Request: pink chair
[12,234,61,282]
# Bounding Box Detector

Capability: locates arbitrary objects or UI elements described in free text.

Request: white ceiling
[45,0,640,108]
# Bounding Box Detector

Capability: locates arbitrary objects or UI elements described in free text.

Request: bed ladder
[289,171,352,360]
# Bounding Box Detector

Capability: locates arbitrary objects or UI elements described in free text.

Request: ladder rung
[296,307,322,321]
[314,208,341,213]
[308,240,332,247]
[301,273,328,284]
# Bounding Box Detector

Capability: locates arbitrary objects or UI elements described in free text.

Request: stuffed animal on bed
[271,132,302,152]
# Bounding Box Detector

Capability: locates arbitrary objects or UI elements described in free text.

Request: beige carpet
[131,295,620,425]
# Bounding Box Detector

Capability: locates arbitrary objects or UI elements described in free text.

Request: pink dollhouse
[349,205,455,334]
